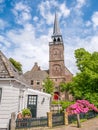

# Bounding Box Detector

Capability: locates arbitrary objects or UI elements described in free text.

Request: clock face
[52,49,60,59]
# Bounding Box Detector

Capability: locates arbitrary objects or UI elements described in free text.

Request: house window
[28,95,37,105]
[31,80,34,85]
[0,88,2,103]
[36,80,40,85]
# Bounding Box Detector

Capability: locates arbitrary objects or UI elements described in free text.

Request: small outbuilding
[24,88,51,118]
[0,51,51,130]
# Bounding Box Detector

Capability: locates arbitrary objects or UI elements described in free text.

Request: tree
[60,48,98,106]
[9,58,22,72]
[43,77,54,94]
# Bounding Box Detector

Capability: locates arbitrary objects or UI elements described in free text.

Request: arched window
[57,37,60,42]
[53,38,56,42]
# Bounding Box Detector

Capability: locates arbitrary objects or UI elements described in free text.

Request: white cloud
[59,3,70,17]
[46,13,54,25]
[91,12,98,28]
[0,19,7,30]
[90,36,98,52]
[33,16,38,22]
[76,0,86,8]
[14,2,30,12]
[12,2,31,25]
[0,35,11,47]
[7,24,35,46]
[38,1,55,25]
[5,22,50,72]
[38,0,70,25]
[0,0,4,3]
[85,21,92,27]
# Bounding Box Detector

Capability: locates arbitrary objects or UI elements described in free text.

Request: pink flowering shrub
[66,100,98,115]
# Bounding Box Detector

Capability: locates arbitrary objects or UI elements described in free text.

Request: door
[27,95,37,118]
[54,92,60,100]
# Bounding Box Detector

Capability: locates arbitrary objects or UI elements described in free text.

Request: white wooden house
[0,51,51,130]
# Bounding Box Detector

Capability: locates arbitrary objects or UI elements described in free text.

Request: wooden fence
[15,111,98,129]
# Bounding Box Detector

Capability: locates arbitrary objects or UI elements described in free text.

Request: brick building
[24,13,73,100]
[24,62,48,91]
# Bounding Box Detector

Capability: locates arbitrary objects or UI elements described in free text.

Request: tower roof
[53,12,61,36]
[51,12,63,43]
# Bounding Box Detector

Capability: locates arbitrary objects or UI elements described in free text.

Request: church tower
[24,12,73,101]
[49,13,66,98]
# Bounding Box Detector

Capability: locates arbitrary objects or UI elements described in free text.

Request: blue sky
[0,0,98,74]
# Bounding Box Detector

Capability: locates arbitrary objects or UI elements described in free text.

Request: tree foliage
[43,77,54,94]
[9,58,22,72]
[60,48,98,106]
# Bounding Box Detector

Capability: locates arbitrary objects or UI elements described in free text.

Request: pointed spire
[51,12,63,43]
[53,12,61,36]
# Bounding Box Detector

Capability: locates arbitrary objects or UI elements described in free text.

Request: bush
[22,108,31,117]
[60,101,74,111]
[51,100,60,105]
[51,100,74,111]
[66,100,98,115]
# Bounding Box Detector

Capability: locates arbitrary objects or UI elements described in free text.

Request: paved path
[34,117,98,130]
